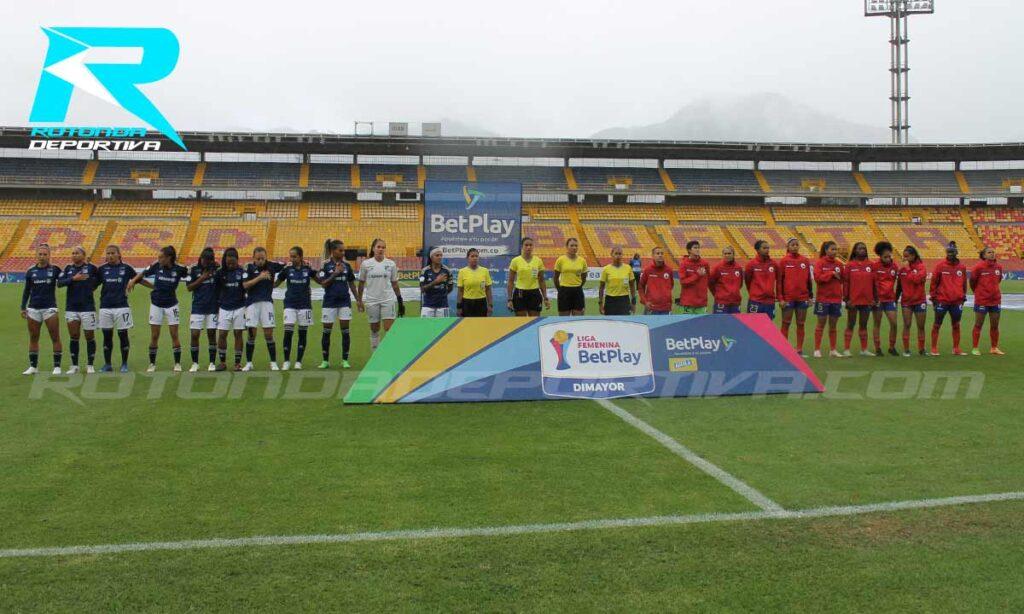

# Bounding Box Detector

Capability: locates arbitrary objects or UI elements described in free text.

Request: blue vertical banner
[423,180,522,314]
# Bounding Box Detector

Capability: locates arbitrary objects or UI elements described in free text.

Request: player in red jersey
[813,241,845,358]
[678,240,710,314]
[744,240,780,320]
[639,246,675,315]
[929,242,968,355]
[896,245,928,356]
[871,241,900,356]
[779,238,813,356]
[709,245,743,313]
[969,246,1004,355]
[843,242,877,356]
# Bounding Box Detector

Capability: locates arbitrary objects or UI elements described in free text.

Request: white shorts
[321,306,353,323]
[149,304,180,326]
[189,313,219,330]
[366,301,397,324]
[420,306,450,318]
[245,302,276,328]
[26,307,58,323]
[284,308,313,327]
[217,307,246,331]
[64,311,97,330]
[99,307,134,330]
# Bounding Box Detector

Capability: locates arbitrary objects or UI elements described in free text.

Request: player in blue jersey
[57,246,100,374]
[21,244,63,375]
[186,247,220,372]
[129,245,189,372]
[419,247,454,317]
[275,246,315,370]
[96,245,136,373]
[316,239,357,369]
[241,247,284,371]
[214,247,248,371]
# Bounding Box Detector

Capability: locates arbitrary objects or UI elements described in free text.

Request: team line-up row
[17,235,1006,375]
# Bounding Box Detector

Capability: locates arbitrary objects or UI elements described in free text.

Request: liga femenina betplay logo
[539,320,656,399]
[28,27,185,151]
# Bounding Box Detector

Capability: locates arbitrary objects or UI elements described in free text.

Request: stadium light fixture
[864,0,935,150]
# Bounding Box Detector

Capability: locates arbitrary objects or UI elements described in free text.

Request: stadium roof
[4,126,1024,163]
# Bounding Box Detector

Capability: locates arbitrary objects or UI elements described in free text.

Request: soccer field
[0,285,1021,611]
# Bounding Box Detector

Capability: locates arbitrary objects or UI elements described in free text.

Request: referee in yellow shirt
[552,238,588,315]
[598,246,637,316]
[506,237,550,316]
[456,248,493,317]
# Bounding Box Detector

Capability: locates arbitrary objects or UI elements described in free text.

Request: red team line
[19,235,1006,374]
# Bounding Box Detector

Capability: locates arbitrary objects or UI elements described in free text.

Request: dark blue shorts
[713,303,741,314]
[934,303,963,321]
[747,301,776,319]
[784,300,810,310]
[814,302,842,317]
[973,304,1001,314]
[849,305,873,315]
[644,309,671,316]
[902,303,927,313]
[873,301,898,312]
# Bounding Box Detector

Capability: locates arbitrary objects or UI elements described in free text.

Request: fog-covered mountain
[592,93,891,143]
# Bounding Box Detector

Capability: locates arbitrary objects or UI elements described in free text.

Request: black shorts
[603,295,632,316]
[461,298,488,317]
[557,286,585,313]
[512,288,543,313]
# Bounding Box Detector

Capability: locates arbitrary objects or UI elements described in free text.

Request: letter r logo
[30,27,184,149]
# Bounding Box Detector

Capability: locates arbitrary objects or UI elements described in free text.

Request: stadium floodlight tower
[864,0,934,149]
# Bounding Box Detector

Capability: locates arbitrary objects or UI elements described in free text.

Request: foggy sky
[2,0,1021,142]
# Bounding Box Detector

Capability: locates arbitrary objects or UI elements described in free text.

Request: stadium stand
[575,204,668,222]
[658,225,735,259]
[0,200,82,217]
[525,204,572,220]
[859,171,961,196]
[306,163,355,190]
[106,221,190,267]
[961,170,1024,195]
[794,225,878,257]
[976,225,1023,260]
[522,222,578,265]
[663,168,762,194]
[582,224,659,265]
[424,165,469,182]
[361,203,420,220]
[572,167,664,191]
[726,225,793,258]
[185,221,270,259]
[91,160,197,188]
[359,164,420,190]
[772,205,864,223]
[92,201,192,218]
[877,223,976,259]
[308,203,353,218]
[2,220,109,270]
[0,158,88,185]
[202,163,300,189]
[672,204,763,222]
[970,206,1024,224]
[473,166,567,191]
[761,171,863,195]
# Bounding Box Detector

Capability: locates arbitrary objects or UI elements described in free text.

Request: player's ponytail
[324,239,342,261]
[160,245,177,264]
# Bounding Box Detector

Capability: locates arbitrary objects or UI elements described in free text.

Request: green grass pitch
[0,282,1021,611]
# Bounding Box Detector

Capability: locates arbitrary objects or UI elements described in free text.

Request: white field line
[1,491,1021,559]
[595,398,785,512]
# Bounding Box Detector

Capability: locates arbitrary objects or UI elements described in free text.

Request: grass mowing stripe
[1,491,1020,560]
[596,398,786,512]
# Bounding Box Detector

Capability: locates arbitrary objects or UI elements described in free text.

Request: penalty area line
[0,492,1022,559]
[595,398,785,512]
